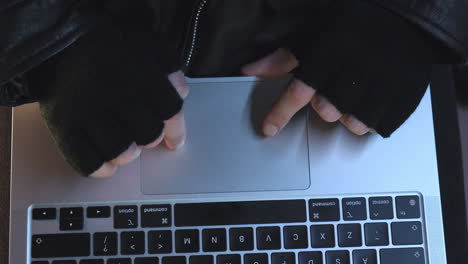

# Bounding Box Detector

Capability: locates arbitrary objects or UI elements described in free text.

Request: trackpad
[140,78,310,194]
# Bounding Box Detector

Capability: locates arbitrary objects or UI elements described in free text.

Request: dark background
[0,67,467,263]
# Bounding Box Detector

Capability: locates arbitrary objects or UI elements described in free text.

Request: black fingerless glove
[27,23,183,175]
[288,0,440,137]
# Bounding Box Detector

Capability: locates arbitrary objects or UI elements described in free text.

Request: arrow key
[33,208,57,220]
[121,231,145,255]
[87,206,110,218]
[148,230,172,254]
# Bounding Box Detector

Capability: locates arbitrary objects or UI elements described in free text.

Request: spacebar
[175,200,306,227]
[32,233,90,258]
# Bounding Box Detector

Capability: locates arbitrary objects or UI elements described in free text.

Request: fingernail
[263,124,278,137]
[174,138,185,150]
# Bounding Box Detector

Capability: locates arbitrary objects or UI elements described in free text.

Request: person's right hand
[32,25,187,177]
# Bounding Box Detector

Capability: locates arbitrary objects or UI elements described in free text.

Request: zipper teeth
[185,0,208,68]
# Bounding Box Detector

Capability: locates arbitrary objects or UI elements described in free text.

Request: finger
[168,70,190,99]
[110,142,142,166]
[310,95,343,122]
[263,79,316,137]
[241,48,299,78]
[340,114,370,136]
[90,162,118,178]
[143,131,165,149]
[163,111,186,150]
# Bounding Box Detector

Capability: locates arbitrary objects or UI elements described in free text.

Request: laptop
[9,76,448,264]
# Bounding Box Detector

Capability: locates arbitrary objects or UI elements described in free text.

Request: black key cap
[94,232,117,256]
[364,223,389,246]
[87,206,110,218]
[257,226,281,250]
[309,199,340,222]
[326,251,350,264]
[162,256,186,264]
[148,230,172,254]
[114,206,138,229]
[135,257,159,264]
[216,254,241,264]
[52,261,76,264]
[202,228,227,252]
[141,204,171,227]
[396,196,421,219]
[342,198,367,220]
[32,261,49,264]
[80,259,104,264]
[190,255,214,264]
[284,225,308,249]
[391,221,423,245]
[33,208,56,220]
[32,233,90,258]
[380,248,425,264]
[244,253,268,264]
[107,258,131,264]
[310,225,335,248]
[121,231,145,255]
[298,251,323,264]
[229,227,254,251]
[353,250,377,264]
[337,224,362,247]
[272,252,295,264]
[175,229,200,253]
[175,200,306,226]
[60,207,84,231]
[369,197,393,220]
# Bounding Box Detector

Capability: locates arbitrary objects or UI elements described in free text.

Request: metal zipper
[183,0,208,71]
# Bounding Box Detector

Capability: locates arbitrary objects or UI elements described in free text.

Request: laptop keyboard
[29,194,426,264]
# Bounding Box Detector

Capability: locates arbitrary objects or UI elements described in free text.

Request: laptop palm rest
[140,78,311,194]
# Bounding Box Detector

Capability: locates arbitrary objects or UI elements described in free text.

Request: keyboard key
[80,260,104,264]
[216,254,241,264]
[148,230,172,254]
[244,253,268,264]
[369,197,393,220]
[342,198,367,220]
[162,256,186,264]
[121,231,145,255]
[391,221,423,245]
[141,204,171,227]
[33,208,56,220]
[396,196,421,219]
[337,224,362,247]
[353,250,377,264]
[309,199,340,222]
[202,228,227,252]
[283,225,308,249]
[189,255,213,264]
[60,207,84,231]
[107,258,131,264]
[326,251,350,264]
[175,229,200,253]
[175,200,306,226]
[135,257,159,264]
[93,232,117,256]
[114,206,138,229]
[52,261,76,264]
[364,223,389,246]
[272,252,295,264]
[31,233,90,258]
[310,225,335,248]
[256,226,281,250]
[380,248,425,264]
[229,227,254,251]
[298,251,323,264]
[87,206,110,218]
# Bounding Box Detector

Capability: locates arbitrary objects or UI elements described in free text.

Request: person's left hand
[242,48,372,137]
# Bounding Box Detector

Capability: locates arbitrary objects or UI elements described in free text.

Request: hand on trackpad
[140,78,310,195]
